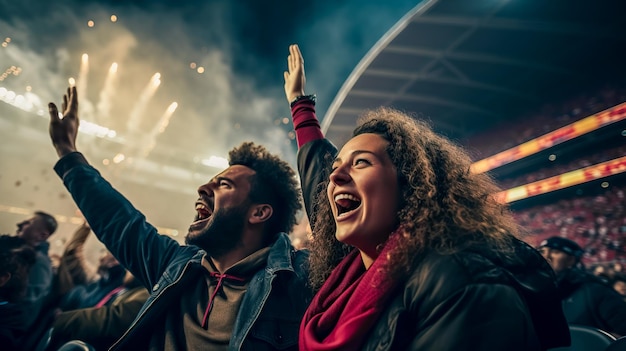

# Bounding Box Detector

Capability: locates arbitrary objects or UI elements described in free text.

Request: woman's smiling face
[327,133,401,261]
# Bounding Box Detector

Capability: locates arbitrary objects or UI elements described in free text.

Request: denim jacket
[54,152,311,351]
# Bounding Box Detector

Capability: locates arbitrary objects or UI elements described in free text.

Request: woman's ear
[249,204,273,224]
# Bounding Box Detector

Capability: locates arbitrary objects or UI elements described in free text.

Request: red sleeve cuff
[291,100,324,148]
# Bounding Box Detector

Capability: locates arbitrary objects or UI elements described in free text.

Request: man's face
[540,247,576,274]
[614,280,626,296]
[16,215,50,247]
[185,165,256,256]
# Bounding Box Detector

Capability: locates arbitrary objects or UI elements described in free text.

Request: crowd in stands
[513,183,626,265]
[466,85,626,160]
[590,261,626,298]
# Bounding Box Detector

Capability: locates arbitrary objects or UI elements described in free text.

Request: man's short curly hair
[228,142,302,244]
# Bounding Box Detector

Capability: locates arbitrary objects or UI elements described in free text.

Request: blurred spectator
[49,253,61,274]
[612,274,626,300]
[540,236,626,336]
[15,211,58,330]
[593,265,613,284]
[0,235,37,349]
[36,224,145,350]
[52,223,96,303]
[289,218,311,250]
[47,271,149,351]
[57,250,125,312]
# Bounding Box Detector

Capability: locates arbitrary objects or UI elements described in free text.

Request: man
[540,236,626,336]
[15,211,57,329]
[47,86,311,350]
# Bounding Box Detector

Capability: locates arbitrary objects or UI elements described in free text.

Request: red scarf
[299,233,401,351]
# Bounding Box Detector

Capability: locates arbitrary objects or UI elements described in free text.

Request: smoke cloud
[0,0,418,262]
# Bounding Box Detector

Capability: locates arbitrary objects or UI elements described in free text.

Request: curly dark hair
[228,142,302,244]
[308,107,521,290]
[0,235,36,302]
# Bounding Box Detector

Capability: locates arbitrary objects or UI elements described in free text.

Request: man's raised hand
[48,86,79,157]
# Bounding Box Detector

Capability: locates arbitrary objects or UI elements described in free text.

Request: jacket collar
[265,233,295,274]
[193,232,295,274]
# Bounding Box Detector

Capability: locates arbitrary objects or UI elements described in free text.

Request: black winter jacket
[558,268,626,336]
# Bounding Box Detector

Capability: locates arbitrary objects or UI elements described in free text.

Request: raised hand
[283,44,306,103]
[48,86,79,157]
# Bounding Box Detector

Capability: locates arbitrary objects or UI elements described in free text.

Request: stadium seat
[56,340,96,351]
[606,336,626,351]
[549,325,616,351]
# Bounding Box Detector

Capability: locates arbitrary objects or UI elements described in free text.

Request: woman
[283,44,570,350]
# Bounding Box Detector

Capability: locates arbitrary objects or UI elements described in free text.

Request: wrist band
[290,94,316,108]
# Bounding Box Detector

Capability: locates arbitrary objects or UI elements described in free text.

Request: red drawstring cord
[202,272,245,328]
[94,286,126,308]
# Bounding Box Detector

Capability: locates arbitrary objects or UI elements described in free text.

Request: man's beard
[185,203,249,258]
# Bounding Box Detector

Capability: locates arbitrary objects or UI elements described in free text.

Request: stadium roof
[322,0,626,146]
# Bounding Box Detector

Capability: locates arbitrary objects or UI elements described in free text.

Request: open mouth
[193,202,213,224]
[334,193,361,218]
